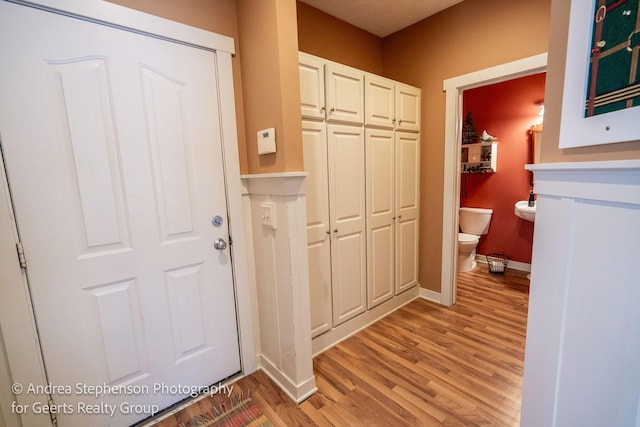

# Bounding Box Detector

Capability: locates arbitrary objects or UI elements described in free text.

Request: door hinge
[48,398,58,426]
[16,242,27,269]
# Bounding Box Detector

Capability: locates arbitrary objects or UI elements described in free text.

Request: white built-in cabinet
[299,55,364,124]
[364,74,420,132]
[299,52,420,345]
[302,121,367,335]
[365,129,420,307]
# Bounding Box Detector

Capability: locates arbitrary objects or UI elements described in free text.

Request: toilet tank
[459,207,493,235]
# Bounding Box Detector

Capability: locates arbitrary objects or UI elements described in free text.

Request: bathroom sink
[515,200,536,222]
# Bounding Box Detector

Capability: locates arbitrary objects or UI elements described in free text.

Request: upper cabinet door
[325,64,364,124]
[299,54,326,120]
[365,75,395,129]
[395,84,421,132]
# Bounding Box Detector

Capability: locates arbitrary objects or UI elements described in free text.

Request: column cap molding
[241,172,308,196]
[526,159,640,205]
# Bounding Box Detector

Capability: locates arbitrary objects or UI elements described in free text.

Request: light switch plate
[260,203,276,229]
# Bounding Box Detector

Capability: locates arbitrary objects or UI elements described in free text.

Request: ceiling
[299,0,464,38]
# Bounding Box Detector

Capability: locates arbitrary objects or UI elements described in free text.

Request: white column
[241,172,317,403]
[521,160,640,427]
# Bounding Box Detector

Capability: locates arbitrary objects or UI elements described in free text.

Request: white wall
[521,160,640,426]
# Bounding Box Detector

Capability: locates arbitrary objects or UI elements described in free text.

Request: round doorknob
[213,238,228,251]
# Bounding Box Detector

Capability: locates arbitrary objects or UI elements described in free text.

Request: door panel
[302,121,332,337]
[366,129,395,308]
[395,132,420,294]
[325,65,364,124]
[299,55,326,120]
[395,84,421,132]
[396,218,419,294]
[0,3,240,426]
[141,66,196,238]
[55,58,128,249]
[365,75,395,129]
[327,125,366,325]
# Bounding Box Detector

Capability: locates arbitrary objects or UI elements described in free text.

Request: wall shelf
[461,141,497,173]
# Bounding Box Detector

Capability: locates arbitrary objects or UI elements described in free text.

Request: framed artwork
[559,0,640,148]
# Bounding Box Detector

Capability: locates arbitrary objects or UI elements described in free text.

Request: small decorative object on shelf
[461,141,498,173]
[479,130,497,143]
[462,112,478,144]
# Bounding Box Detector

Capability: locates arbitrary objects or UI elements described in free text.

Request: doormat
[179,391,273,427]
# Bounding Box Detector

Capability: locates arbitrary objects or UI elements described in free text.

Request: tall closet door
[395,132,420,294]
[366,129,395,308]
[327,124,366,325]
[302,121,332,337]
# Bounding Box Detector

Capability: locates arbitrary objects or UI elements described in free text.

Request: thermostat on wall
[257,127,276,155]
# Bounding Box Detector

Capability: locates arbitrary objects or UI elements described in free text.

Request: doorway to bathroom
[458,72,545,272]
[440,54,547,306]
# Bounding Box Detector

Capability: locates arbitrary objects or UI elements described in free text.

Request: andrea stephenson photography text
[10,381,234,417]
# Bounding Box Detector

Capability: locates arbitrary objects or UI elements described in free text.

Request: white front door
[0,3,240,426]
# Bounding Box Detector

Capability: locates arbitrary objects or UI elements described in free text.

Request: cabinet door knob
[333,228,338,233]
[330,107,335,113]
[326,230,331,235]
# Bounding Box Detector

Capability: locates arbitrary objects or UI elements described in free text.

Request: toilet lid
[458,233,479,243]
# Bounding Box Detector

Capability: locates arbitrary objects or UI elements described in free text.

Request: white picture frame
[559,0,640,149]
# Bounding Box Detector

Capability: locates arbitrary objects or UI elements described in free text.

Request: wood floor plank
[147,268,529,426]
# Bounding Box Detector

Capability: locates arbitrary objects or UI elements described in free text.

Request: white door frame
[440,53,547,306]
[0,1,255,423]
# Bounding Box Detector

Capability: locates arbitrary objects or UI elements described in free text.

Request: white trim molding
[521,159,640,426]
[241,173,317,403]
[441,53,547,306]
[419,287,441,304]
[8,0,235,53]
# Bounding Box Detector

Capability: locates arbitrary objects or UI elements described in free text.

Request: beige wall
[382,0,552,292]
[106,0,639,294]
[238,0,303,173]
[296,1,383,75]
[541,0,640,162]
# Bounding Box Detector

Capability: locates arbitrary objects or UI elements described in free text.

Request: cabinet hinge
[16,241,27,269]
[48,398,58,426]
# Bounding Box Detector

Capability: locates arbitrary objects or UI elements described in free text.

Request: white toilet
[458,207,493,272]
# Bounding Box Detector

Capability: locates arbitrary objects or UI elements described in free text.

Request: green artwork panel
[586,0,640,117]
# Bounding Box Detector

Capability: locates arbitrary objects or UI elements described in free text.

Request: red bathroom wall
[461,73,546,264]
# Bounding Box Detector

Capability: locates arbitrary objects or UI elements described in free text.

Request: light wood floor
[153,267,530,427]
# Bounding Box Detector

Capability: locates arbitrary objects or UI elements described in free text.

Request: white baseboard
[257,355,317,403]
[419,287,442,303]
[311,286,419,357]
